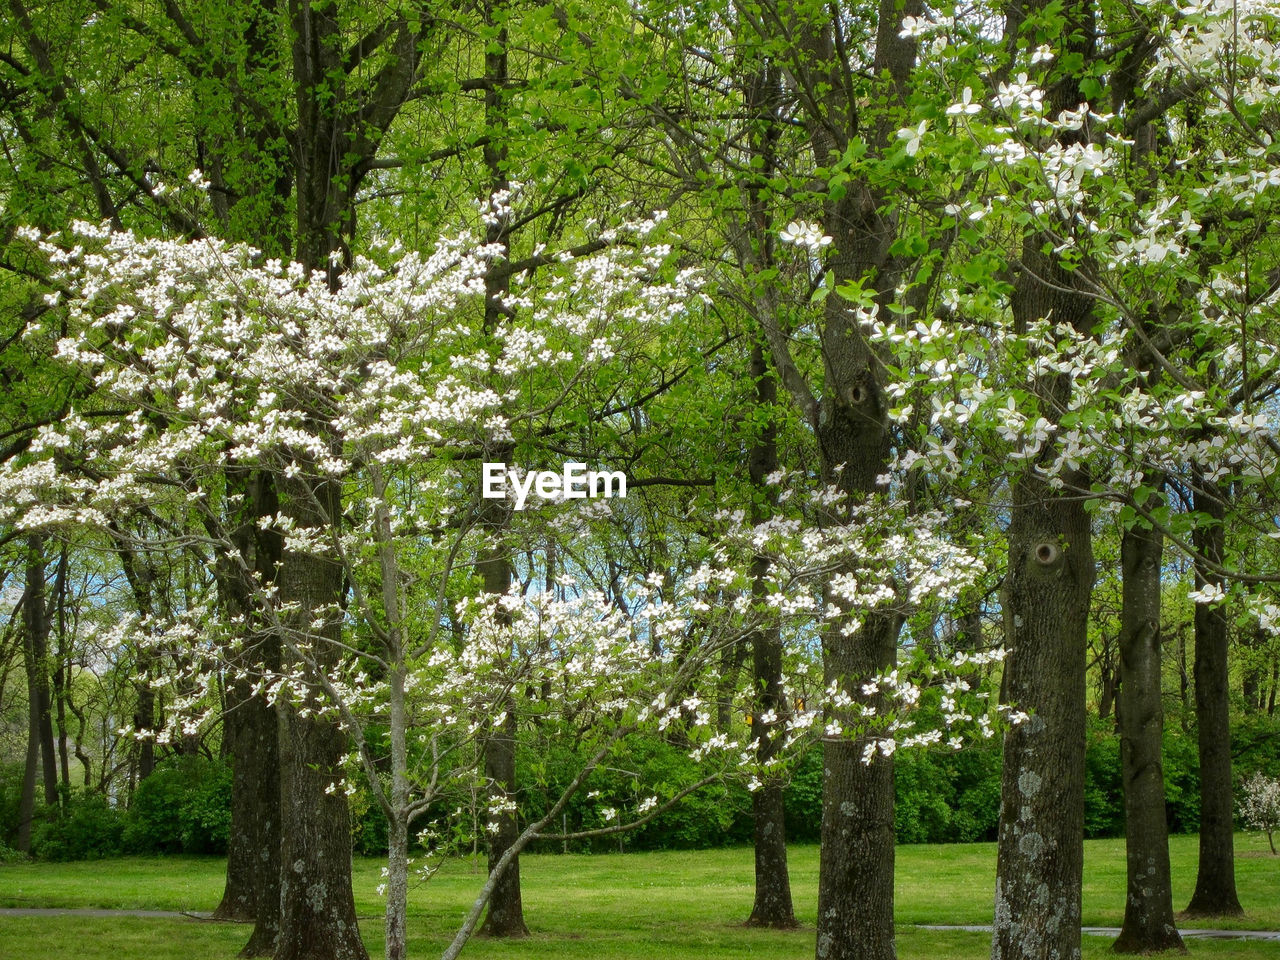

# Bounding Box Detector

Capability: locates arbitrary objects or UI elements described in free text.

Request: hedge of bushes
[0,755,231,861]
[4,714,1278,860]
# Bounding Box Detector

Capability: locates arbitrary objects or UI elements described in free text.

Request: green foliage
[350,788,390,857]
[0,762,23,849]
[783,740,1003,845]
[30,793,125,862]
[1083,721,1124,838]
[120,756,231,856]
[520,732,754,852]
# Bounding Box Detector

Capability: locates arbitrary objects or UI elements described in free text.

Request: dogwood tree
[0,201,1012,960]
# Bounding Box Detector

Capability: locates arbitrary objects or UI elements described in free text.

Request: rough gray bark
[746,342,796,929]
[778,4,922,958]
[991,7,1097,959]
[992,487,1093,960]
[476,537,529,938]
[273,473,367,960]
[1184,478,1243,917]
[1113,510,1185,953]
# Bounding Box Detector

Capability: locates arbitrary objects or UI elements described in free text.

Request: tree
[1240,772,1280,856]
[1113,502,1185,953]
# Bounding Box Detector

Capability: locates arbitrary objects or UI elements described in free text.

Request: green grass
[1,834,1278,959]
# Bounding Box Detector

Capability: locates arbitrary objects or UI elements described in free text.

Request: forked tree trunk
[1185,478,1243,917]
[1113,511,1185,953]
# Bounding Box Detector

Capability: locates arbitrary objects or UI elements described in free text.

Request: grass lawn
[1,833,1277,959]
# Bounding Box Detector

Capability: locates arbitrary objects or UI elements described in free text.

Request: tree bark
[475,10,528,933]
[992,485,1093,960]
[476,537,528,938]
[1184,478,1243,917]
[16,701,38,852]
[273,473,367,960]
[52,545,71,792]
[992,8,1097,959]
[746,343,796,929]
[23,535,59,810]
[216,472,284,937]
[1113,509,1185,953]
[800,6,920,956]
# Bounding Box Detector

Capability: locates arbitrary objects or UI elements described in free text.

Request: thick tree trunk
[216,692,255,925]
[746,343,796,929]
[221,643,284,948]
[217,473,284,938]
[270,464,366,960]
[276,695,367,960]
[992,10,1097,959]
[1113,513,1185,953]
[479,705,527,937]
[992,485,1093,960]
[476,538,528,938]
[1184,479,1243,917]
[217,678,282,935]
[817,611,898,960]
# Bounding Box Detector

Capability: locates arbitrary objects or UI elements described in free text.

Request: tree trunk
[215,675,280,932]
[215,472,284,938]
[746,343,796,929]
[817,611,899,960]
[276,690,367,960]
[271,461,366,960]
[16,708,38,851]
[52,546,70,792]
[992,484,1093,960]
[216,690,255,925]
[475,537,528,938]
[1184,479,1243,917]
[23,535,59,811]
[1113,511,1185,953]
[384,806,409,960]
[475,10,527,933]
[991,10,1096,959]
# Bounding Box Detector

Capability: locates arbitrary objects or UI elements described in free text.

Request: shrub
[122,755,231,855]
[1239,771,1280,855]
[1083,722,1124,838]
[30,793,125,861]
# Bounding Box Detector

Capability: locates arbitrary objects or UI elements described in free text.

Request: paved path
[0,908,211,919]
[919,924,1280,942]
[1,911,1278,942]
